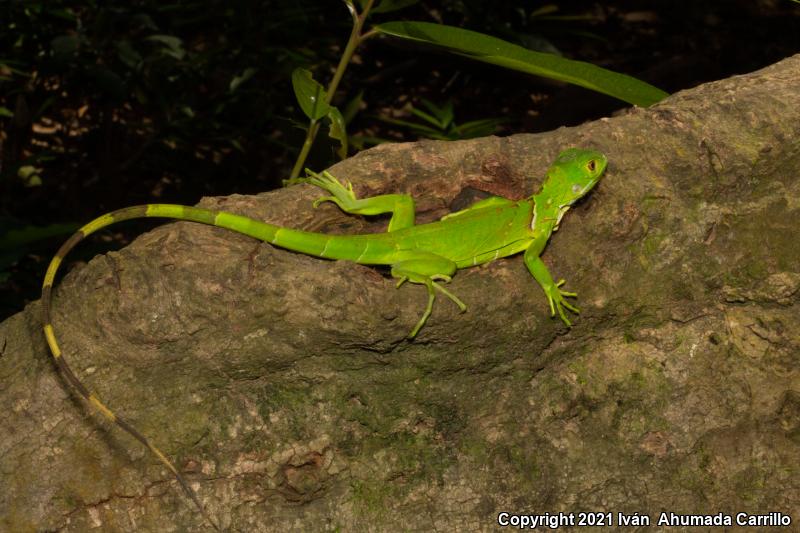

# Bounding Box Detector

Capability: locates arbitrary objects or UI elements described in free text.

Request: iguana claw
[545,279,580,327]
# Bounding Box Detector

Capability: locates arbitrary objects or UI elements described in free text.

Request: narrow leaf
[376,116,446,137]
[375,21,668,106]
[455,117,507,138]
[409,106,444,128]
[420,98,453,127]
[291,68,331,121]
[342,90,364,125]
[0,223,81,251]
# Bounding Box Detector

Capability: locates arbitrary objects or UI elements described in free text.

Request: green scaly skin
[41,148,607,530]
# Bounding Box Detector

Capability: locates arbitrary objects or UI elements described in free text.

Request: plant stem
[289,0,374,179]
[290,119,319,180]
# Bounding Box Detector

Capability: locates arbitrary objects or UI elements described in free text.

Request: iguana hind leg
[391,252,466,338]
[303,170,416,231]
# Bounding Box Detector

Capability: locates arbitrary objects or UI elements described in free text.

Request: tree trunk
[1,54,799,532]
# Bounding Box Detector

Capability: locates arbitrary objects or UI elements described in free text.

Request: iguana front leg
[303,170,416,231]
[523,244,580,327]
[391,252,466,338]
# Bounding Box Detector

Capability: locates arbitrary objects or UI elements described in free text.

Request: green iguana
[41,147,607,530]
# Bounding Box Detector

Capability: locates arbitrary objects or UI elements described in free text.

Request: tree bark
[1,54,799,532]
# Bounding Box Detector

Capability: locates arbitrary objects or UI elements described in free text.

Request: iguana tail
[40,203,312,531]
[41,206,242,530]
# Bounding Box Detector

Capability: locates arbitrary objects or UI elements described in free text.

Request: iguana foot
[545,279,580,327]
[405,278,466,338]
[390,253,464,338]
[302,170,358,210]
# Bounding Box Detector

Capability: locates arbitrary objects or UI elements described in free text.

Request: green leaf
[455,117,507,138]
[530,5,559,17]
[372,0,420,14]
[375,21,668,107]
[132,13,158,30]
[376,115,447,137]
[0,223,80,252]
[326,106,348,159]
[116,40,143,69]
[409,106,444,129]
[18,165,43,187]
[417,99,453,128]
[146,35,186,60]
[342,90,364,125]
[230,67,257,92]
[291,68,331,121]
[408,106,441,128]
[0,107,13,118]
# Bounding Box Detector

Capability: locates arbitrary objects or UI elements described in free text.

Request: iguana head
[544,148,607,207]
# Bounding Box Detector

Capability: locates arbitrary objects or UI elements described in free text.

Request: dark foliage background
[2,0,799,320]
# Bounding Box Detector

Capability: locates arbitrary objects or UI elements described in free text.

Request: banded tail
[41,203,348,530]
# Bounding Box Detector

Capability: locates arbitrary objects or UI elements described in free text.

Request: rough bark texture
[1,55,799,532]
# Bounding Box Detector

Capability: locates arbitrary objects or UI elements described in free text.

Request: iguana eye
[587,160,596,172]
